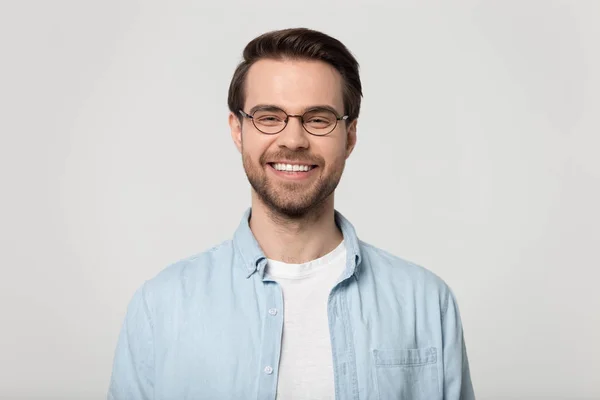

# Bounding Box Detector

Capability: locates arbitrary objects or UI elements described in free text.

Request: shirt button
[268,308,278,316]
[264,366,273,375]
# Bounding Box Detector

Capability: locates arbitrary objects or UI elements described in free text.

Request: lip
[266,163,319,181]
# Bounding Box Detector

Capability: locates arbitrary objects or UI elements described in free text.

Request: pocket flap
[373,347,437,366]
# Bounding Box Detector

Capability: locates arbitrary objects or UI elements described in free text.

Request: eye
[259,115,282,122]
[255,116,284,127]
[253,110,286,126]
[304,110,335,127]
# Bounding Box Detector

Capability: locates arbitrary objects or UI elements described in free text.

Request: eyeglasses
[238,106,348,136]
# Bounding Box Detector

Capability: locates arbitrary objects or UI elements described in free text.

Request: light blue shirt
[108,208,475,399]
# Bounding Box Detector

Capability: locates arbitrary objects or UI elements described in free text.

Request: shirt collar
[233,207,362,279]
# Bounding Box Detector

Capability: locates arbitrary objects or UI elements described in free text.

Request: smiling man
[108,28,475,400]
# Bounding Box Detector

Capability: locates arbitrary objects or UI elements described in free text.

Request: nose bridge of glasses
[284,114,307,130]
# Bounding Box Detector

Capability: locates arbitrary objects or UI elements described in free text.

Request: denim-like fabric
[108,208,475,400]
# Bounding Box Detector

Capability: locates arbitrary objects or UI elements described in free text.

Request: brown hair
[227,28,362,122]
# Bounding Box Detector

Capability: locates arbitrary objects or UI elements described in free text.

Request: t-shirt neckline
[266,240,346,280]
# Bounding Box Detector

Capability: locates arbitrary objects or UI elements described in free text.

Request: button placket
[256,279,284,399]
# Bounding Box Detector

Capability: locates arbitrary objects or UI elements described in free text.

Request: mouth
[266,162,319,180]
[267,162,318,172]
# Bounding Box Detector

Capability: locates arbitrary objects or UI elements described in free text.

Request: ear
[345,119,357,159]
[229,112,243,153]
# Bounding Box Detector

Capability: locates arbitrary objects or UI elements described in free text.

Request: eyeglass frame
[238,106,349,136]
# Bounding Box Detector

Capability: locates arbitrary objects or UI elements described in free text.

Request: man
[108,28,475,400]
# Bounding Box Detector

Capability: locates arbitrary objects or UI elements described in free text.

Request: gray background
[1,1,599,399]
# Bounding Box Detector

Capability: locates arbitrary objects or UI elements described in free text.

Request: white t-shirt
[265,240,347,400]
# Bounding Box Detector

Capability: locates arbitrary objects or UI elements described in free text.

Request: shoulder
[358,240,451,297]
[142,239,235,300]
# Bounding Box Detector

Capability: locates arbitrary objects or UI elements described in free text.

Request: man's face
[229,59,357,218]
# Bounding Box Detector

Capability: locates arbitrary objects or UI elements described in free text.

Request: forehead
[244,58,344,113]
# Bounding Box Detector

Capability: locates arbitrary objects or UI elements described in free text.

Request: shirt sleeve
[107,283,155,400]
[441,288,475,400]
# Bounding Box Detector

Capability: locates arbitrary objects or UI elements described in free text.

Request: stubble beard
[242,151,344,219]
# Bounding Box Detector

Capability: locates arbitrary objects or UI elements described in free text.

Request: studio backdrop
[0,1,598,399]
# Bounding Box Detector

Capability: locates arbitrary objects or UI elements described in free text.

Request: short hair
[228,28,362,122]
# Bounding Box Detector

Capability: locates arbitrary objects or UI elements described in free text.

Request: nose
[275,115,310,151]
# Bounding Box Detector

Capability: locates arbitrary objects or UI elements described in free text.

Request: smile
[266,163,318,180]
[269,163,316,172]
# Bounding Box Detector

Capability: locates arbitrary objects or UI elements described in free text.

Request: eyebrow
[248,104,344,117]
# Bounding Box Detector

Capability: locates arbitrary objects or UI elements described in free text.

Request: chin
[268,201,311,218]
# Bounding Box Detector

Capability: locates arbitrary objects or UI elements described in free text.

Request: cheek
[320,141,348,167]
[243,134,273,162]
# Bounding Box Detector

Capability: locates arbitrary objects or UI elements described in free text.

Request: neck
[249,192,343,264]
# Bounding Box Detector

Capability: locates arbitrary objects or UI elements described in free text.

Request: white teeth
[272,163,313,172]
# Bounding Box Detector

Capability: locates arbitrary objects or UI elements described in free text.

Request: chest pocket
[373,347,440,400]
